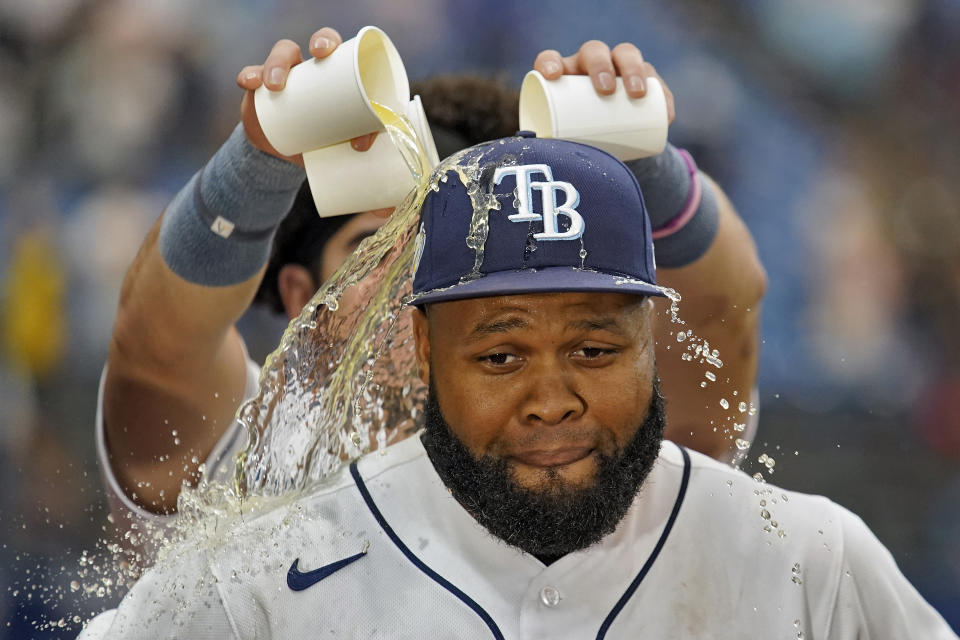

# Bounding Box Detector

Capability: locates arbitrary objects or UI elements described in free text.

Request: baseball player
[98,26,763,562]
[79,35,956,640]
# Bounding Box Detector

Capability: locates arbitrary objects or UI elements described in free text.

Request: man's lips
[510,447,595,468]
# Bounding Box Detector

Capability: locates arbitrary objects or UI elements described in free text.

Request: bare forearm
[655,175,766,458]
[104,217,262,512]
[109,217,262,375]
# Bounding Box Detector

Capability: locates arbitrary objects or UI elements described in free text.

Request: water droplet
[738,401,748,413]
[700,381,707,388]
[735,439,751,450]
[719,398,730,410]
[704,371,716,382]
[676,331,687,342]
[761,509,771,520]
[733,422,746,432]
[69,581,79,592]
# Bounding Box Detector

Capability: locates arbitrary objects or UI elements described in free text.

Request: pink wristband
[651,149,701,240]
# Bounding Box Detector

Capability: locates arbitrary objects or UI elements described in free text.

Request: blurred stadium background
[1,0,958,635]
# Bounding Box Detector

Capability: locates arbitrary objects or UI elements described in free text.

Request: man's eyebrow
[466,316,530,341]
[566,317,626,334]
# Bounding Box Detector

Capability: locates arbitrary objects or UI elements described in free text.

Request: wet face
[318,210,391,282]
[413,292,657,491]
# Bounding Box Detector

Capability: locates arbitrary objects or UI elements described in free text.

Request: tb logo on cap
[494,164,584,241]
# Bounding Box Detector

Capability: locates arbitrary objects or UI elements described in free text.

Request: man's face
[311,210,390,319]
[318,210,391,282]
[412,292,657,492]
[412,291,663,558]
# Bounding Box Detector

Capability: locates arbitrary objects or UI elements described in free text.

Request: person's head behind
[253,74,520,318]
[408,134,667,561]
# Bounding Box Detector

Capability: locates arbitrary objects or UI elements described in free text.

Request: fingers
[236,65,264,90]
[642,61,676,123]
[308,27,342,59]
[262,39,303,91]
[577,40,616,94]
[535,40,676,122]
[611,43,647,98]
[350,132,378,151]
[237,28,341,91]
[533,50,565,79]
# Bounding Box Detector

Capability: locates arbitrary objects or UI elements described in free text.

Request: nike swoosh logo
[287,550,368,592]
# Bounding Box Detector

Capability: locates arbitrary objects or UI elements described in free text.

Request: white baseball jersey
[79,435,955,639]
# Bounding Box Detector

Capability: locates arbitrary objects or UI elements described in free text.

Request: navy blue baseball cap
[411,132,664,305]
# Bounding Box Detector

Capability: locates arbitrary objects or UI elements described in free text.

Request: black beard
[420,376,666,561]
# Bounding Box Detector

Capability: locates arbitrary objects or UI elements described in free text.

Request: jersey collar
[353,435,691,632]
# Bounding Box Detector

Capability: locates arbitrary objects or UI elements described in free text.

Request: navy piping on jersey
[596,443,692,639]
[350,462,505,640]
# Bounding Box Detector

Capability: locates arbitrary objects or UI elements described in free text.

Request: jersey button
[539,585,561,608]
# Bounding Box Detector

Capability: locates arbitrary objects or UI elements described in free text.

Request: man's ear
[277,265,317,320]
[411,307,430,385]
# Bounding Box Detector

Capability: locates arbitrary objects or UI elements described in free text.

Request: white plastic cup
[408,95,440,169]
[254,26,409,157]
[519,70,669,161]
[302,96,440,217]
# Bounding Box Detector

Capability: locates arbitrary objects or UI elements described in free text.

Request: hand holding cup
[525,41,675,160]
[235,27,382,166]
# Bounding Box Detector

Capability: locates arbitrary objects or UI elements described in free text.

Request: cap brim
[411,266,666,306]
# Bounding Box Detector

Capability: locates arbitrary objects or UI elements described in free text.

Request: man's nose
[520,365,586,426]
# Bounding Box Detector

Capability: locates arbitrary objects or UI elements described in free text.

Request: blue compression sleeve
[627,145,719,268]
[159,124,305,286]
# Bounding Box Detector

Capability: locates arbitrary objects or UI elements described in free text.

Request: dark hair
[252,74,521,314]
[253,182,351,313]
[413,73,520,156]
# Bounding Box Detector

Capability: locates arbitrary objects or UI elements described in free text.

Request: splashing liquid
[177,106,530,530]
[232,101,433,499]
[106,101,444,573]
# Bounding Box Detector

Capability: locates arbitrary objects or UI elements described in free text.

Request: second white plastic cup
[519,70,668,161]
[254,26,409,157]
[302,96,440,218]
